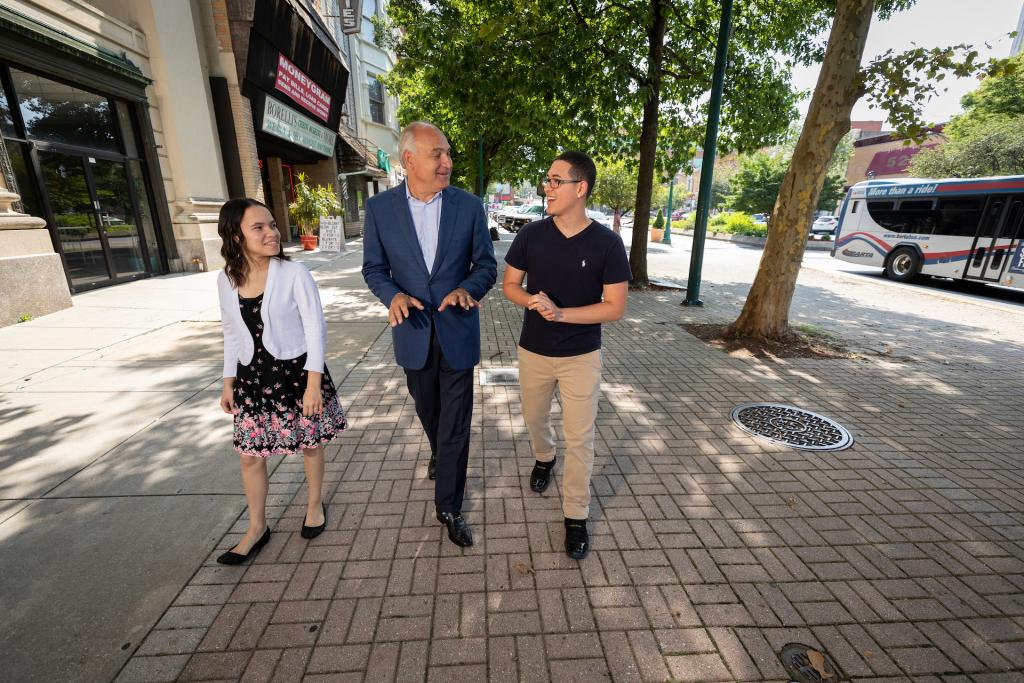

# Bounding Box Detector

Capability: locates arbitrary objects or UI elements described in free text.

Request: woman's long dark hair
[218,197,289,288]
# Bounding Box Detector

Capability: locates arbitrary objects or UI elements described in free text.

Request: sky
[789,0,1022,126]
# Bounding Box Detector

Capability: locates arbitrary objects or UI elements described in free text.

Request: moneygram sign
[275,54,331,122]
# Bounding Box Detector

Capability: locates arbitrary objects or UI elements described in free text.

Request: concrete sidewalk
[0,244,383,683]
[4,234,1024,682]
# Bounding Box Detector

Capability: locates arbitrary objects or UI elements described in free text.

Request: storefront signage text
[262,97,335,157]
[275,54,331,122]
[339,0,363,35]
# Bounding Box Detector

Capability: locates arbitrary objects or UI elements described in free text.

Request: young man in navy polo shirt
[502,151,631,559]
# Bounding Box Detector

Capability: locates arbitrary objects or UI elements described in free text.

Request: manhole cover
[730,403,853,451]
[779,643,843,682]
[479,368,519,386]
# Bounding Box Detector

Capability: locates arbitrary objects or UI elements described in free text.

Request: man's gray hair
[398,121,443,163]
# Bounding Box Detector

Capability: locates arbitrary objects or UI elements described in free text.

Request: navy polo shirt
[505,218,631,357]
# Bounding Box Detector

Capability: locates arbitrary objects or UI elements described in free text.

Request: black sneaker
[564,518,589,560]
[530,457,556,493]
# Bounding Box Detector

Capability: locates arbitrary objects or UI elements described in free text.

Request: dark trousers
[405,326,474,514]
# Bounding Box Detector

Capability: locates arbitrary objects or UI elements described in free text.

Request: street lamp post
[661,173,674,245]
[684,0,734,307]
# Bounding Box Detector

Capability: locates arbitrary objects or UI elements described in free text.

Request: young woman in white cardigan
[216,198,347,565]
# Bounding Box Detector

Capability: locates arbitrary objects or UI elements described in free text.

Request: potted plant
[650,209,665,242]
[290,173,341,251]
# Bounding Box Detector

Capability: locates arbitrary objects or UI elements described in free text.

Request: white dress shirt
[406,185,443,271]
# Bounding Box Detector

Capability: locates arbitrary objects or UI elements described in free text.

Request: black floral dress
[232,293,347,456]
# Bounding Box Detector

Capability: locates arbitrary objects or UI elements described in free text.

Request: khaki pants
[517,346,601,519]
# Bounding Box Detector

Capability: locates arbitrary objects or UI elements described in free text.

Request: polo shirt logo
[581,259,587,268]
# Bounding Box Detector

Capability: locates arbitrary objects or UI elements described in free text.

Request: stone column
[266,157,292,242]
[0,188,72,326]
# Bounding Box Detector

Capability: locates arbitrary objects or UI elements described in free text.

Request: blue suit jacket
[362,182,497,370]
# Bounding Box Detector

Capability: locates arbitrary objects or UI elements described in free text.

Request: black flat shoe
[217,528,271,565]
[301,503,327,539]
[428,456,437,480]
[564,518,589,560]
[436,511,474,547]
[530,457,556,493]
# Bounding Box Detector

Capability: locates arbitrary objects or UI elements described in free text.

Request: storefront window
[7,141,43,217]
[128,160,161,273]
[0,82,15,138]
[10,68,118,152]
[115,100,139,158]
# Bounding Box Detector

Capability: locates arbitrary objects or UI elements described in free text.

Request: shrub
[709,212,730,227]
[715,212,768,238]
[672,215,695,232]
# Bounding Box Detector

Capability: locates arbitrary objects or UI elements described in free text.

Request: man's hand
[527,291,564,322]
[438,287,479,312]
[388,292,424,327]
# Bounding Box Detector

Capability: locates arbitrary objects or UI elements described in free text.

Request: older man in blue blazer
[362,121,497,547]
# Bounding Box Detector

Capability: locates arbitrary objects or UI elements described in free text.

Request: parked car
[751,213,768,226]
[586,209,610,223]
[810,215,838,235]
[496,204,544,232]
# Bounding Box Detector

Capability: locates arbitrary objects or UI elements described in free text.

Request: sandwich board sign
[319,216,345,252]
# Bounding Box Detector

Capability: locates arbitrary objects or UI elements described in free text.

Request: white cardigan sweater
[218,258,327,379]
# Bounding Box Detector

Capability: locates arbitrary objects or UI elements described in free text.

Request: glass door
[91,157,146,277]
[37,149,112,288]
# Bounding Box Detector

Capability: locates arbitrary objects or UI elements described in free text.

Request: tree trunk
[628,0,667,287]
[728,0,875,339]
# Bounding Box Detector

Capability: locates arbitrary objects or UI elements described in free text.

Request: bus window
[867,201,904,230]
[937,197,983,237]
[898,199,937,235]
[850,201,858,214]
[977,199,1005,238]
[1000,201,1022,239]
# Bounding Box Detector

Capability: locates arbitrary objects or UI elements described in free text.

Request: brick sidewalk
[118,246,1024,682]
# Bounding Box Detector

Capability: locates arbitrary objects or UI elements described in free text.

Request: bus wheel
[885,247,921,282]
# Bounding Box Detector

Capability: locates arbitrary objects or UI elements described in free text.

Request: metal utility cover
[778,642,844,682]
[730,403,853,451]
[479,368,519,386]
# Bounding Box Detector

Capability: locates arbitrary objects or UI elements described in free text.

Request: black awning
[241,0,349,131]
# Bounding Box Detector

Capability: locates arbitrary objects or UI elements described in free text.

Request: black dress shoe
[530,457,556,493]
[428,456,437,480]
[564,518,589,560]
[217,528,271,565]
[436,511,474,547]
[301,503,327,539]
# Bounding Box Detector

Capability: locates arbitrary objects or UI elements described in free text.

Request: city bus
[832,176,1024,290]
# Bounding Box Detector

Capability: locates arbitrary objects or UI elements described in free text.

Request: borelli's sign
[275,54,331,122]
[262,97,335,157]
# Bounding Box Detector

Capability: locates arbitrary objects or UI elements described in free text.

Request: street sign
[319,216,344,252]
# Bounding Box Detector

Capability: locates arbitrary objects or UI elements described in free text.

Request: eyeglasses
[541,178,582,188]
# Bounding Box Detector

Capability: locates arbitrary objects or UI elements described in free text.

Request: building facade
[0,0,400,326]
[846,127,947,187]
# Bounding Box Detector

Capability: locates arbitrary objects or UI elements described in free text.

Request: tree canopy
[590,160,637,215]
[909,116,1024,178]
[945,52,1024,138]
[379,0,832,282]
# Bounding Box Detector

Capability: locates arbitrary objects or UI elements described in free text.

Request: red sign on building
[866,144,937,177]
[274,54,331,122]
